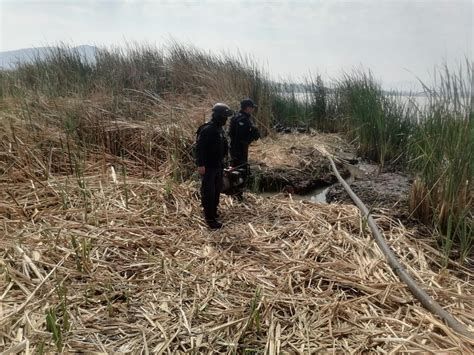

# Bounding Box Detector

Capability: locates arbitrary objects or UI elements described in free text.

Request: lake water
[282,91,429,109]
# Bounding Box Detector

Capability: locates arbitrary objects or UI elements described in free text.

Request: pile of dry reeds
[250,133,355,169]
[1,149,473,352]
[0,92,217,185]
[248,133,354,194]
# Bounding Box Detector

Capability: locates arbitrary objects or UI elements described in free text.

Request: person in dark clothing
[195,103,233,229]
[228,98,261,200]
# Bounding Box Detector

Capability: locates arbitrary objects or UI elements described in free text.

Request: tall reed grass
[270,82,310,127]
[0,42,274,129]
[332,70,414,167]
[408,62,473,263]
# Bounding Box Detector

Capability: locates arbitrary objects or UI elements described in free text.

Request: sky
[0,0,472,90]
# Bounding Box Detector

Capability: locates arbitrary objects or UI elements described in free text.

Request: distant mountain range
[0,45,98,69]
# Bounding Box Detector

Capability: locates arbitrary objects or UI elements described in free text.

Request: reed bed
[408,62,473,263]
[0,42,274,132]
[1,146,473,353]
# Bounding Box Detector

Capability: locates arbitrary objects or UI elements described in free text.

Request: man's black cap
[240,98,258,109]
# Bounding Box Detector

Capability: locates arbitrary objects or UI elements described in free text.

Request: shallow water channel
[259,185,331,203]
[259,176,353,203]
[258,163,373,203]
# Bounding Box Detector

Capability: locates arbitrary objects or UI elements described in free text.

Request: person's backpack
[192,122,211,163]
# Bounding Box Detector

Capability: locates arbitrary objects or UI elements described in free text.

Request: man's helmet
[212,103,234,118]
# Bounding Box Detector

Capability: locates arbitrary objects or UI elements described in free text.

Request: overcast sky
[0,0,472,90]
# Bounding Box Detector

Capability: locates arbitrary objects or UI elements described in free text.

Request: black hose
[328,156,473,339]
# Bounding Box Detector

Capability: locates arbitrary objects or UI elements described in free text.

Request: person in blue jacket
[195,103,233,229]
[228,98,261,201]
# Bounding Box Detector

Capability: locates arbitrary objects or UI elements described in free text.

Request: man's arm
[237,117,259,145]
[195,127,209,170]
[228,117,236,142]
[249,124,261,142]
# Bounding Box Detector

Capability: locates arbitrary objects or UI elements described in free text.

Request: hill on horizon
[0,45,98,69]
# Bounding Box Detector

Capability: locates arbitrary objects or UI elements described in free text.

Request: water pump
[222,166,246,195]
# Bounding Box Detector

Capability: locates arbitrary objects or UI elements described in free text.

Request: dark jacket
[228,111,260,163]
[195,119,228,168]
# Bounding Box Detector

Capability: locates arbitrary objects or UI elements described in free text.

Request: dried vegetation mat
[1,163,473,353]
[251,133,356,169]
[249,133,355,193]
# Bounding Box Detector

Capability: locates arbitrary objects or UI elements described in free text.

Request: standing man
[195,103,233,229]
[228,98,261,201]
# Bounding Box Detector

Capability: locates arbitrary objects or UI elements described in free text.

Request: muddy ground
[327,168,413,220]
[248,132,355,194]
[250,153,351,194]
[250,132,414,222]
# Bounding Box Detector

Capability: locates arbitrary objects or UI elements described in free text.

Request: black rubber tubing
[328,156,473,339]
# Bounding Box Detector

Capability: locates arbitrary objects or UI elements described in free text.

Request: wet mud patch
[327,170,413,214]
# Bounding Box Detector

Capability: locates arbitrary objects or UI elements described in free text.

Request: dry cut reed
[1,154,473,353]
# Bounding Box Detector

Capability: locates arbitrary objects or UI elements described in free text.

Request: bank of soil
[249,132,356,194]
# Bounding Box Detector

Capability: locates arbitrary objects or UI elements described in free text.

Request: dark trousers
[230,157,249,199]
[201,167,223,221]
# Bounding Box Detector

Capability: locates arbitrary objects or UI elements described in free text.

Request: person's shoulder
[241,112,251,120]
[233,111,247,119]
[234,112,250,124]
[230,113,241,122]
[201,122,212,128]
[204,122,222,134]
[197,122,213,135]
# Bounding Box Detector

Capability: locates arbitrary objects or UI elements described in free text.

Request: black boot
[206,218,223,229]
[233,191,244,202]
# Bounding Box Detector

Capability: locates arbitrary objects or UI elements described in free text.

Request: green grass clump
[270,82,309,127]
[334,70,413,167]
[408,62,473,263]
[15,44,94,96]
